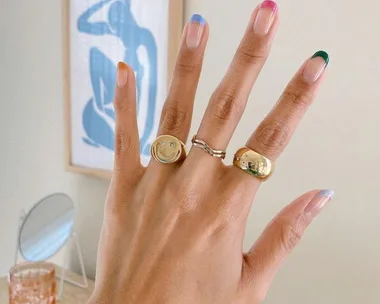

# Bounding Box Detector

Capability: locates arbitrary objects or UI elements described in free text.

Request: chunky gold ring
[151,135,186,164]
[233,147,274,180]
[191,135,226,159]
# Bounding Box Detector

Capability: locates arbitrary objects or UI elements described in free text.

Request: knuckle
[175,57,199,76]
[114,127,132,157]
[278,216,306,253]
[282,85,313,109]
[161,105,190,134]
[254,120,291,153]
[236,43,267,65]
[210,89,245,125]
[113,84,132,112]
[114,95,125,111]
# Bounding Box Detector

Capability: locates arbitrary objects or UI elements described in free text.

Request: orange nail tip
[117,61,128,70]
[117,63,128,88]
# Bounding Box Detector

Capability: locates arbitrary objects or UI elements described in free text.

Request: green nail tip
[311,50,329,65]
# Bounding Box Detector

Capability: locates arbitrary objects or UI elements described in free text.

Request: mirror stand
[14,210,27,266]
[15,209,89,301]
[58,232,88,300]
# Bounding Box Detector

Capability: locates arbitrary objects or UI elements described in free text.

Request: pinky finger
[242,189,335,301]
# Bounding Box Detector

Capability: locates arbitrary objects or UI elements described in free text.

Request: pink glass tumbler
[9,262,56,304]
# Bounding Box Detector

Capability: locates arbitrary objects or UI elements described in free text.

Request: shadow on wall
[68,175,110,279]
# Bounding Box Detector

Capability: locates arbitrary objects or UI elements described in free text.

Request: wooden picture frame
[63,0,184,179]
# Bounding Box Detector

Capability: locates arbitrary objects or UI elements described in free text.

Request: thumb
[242,189,335,301]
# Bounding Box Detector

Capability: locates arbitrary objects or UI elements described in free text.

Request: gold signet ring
[151,135,186,164]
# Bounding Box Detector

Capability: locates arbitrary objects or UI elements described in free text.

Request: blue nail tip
[190,14,206,25]
[318,189,335,199]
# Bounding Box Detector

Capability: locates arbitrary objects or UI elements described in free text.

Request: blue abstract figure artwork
[77,0,158,158]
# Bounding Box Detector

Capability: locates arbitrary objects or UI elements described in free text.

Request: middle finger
[190,1,279,161]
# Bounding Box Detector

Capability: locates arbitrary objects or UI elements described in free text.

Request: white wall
[0,0,108,279]
[1,0,380,303]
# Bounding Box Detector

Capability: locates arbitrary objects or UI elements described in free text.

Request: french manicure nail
[253,0,277,36]
[117,62,128,88]
[186,14,206,48]
[302,50,329,84]
[304,190,335,218]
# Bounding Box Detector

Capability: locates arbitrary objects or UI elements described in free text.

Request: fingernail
[304,190,335,218]
[253,0,277,36]
[186,14,206,48]
[117,62,128,88]
[302,50,329,84]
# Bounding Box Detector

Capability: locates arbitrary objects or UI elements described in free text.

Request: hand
[88,2,333,303]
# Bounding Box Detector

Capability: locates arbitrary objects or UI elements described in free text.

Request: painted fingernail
[253,0,277,36]
[186,14,206,48]
[117,62,128,88]
[304,190,335,218]
[302,50,329,84]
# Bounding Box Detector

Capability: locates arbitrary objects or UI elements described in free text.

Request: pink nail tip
[260,0,277,11]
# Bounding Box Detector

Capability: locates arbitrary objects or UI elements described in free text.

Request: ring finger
[232,50,330,197]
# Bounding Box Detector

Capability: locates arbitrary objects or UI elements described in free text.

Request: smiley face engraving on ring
[157,140,180,162]
[151,136,185,164]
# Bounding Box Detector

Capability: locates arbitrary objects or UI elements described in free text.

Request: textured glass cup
[9,262,56,304]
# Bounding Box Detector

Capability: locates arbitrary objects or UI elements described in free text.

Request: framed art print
[63,0,183,178]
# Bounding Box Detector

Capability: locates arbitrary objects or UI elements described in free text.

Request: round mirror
[19,193,75,262]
